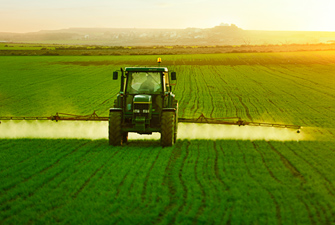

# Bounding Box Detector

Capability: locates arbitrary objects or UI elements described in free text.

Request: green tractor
[109,64,178,146]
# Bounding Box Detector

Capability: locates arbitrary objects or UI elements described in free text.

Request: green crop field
[0,51,335,224]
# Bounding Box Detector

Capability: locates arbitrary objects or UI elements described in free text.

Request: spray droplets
[0,121,107,139]
[0,121,306,141]
[178,123,305,141]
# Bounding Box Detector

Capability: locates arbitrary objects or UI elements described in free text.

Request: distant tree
[243,38,251,46]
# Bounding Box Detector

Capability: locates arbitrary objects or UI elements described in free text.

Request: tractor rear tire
[161,111,176,147]
[109,111,123,146]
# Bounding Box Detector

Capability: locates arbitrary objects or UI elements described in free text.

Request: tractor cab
[123,67,170,114]
[126,71,163,94]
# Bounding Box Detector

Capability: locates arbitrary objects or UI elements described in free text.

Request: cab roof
[125,67,168,72]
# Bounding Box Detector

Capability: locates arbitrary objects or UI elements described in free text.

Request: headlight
[142,109,150,113]
[133,109,140,113]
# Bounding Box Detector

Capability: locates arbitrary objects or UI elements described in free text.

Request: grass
[0,51,335,224]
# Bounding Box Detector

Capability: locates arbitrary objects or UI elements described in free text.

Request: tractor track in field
[268,99,284,113]
[211,66,228,85]
[267,142,306,183]
[237,96,253,121]
[39,147,123,220]
[236,69,264,118]
[251,142,283,184]
[72,162,105,199]
[71,144,121,200]
[200,68,215,118]
[263,66,335,99]
[192,144,207,224]
[276,64,335,93]
[212,67,238,116]
[156,142,184,224]
[98,96,114,108]
[175,67,187,117]
[240,67,282,119]
[179,71,187,117]
[126,147,153,198]
[202,141,225,219]
[214,80,238,117]
[283,142,335,196]
[280,90,330,125]
[291,191,317,225]
[0,143,91,211]
[230,66,253,118]
[250,64,334,125]
[241,142,282,225]
[34,143,93,196]
[301,142,335,173]
[188,67,198,117]
[39,142,91,176]
[213,141,229,189]
[0,144,47,174]
[169,141,190,225]
[247,97,262,119]
[0,142,87,195]
[0,142,97,222]
[298,198,317,225]
[252,96,274,120]
[52,146,108,191]
[251,142,317,224]
[192,68,201,118]
[115,148,147,198]
[141,148,162,203]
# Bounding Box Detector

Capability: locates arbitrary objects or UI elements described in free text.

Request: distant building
[319,37,335,43]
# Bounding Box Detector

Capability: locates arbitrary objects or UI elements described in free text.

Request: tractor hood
[133,95,152,104]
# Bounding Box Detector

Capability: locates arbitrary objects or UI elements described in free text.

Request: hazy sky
[1,0,334,33]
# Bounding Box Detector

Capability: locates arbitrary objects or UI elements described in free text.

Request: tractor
[110,63,178,146]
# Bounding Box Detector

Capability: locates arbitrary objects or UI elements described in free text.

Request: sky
[1,0,334,33]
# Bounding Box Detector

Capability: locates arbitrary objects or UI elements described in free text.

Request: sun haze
[0,0,334,33]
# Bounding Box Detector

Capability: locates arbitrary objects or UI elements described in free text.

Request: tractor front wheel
[109,111,123,146]
[161,111,176,147]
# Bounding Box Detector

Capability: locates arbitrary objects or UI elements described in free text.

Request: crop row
[0,139,334,224]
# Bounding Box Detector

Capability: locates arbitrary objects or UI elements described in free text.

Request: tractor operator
[139,74,160,93]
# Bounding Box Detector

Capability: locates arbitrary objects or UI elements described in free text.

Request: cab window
[127,72,162,94]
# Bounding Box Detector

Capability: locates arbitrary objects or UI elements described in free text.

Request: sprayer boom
[178,114,301,130]
[0,112,301,131]
[0,112,108,122]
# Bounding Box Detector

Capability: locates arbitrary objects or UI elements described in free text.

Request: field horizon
[2,26,335,46]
